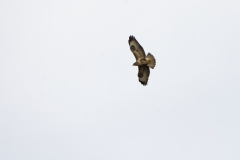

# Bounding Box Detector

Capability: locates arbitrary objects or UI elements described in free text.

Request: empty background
[0,0,240,159]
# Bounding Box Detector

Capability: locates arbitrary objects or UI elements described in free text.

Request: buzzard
[128,35,156,86]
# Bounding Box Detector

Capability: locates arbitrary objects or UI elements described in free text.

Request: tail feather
[145,53,156,69]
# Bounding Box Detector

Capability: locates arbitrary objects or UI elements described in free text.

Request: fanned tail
[145,53,156,69]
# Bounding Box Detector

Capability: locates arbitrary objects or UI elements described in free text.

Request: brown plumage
[128,35,156,86]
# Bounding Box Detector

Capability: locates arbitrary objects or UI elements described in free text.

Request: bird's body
[128,35,156,86]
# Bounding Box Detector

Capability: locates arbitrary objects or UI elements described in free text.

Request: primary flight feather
[128,35,156,86]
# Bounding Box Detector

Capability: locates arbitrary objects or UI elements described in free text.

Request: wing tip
[138,74,148,86]
[139,81,148,86]
[128,35,135,45]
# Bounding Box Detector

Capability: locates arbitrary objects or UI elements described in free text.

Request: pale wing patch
[129,40,145,58]
[130,45,142,60]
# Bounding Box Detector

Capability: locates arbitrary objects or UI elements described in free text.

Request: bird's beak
[133,62,138,66]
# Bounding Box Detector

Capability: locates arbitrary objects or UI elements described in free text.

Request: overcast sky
[0,0,240,159]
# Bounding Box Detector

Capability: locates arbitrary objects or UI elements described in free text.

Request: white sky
[0,0,240,159]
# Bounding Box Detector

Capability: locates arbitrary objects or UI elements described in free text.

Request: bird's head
[133,62,140,66]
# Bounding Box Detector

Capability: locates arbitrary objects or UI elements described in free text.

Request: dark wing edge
[128,35,146,57]
[138,65,150,86]
[128,35,135,45]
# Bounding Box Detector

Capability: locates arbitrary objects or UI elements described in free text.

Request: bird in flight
[128,35,156,86]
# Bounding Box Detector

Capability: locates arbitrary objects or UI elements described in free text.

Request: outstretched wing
[138,65,150,86]
[128,35,146,60]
